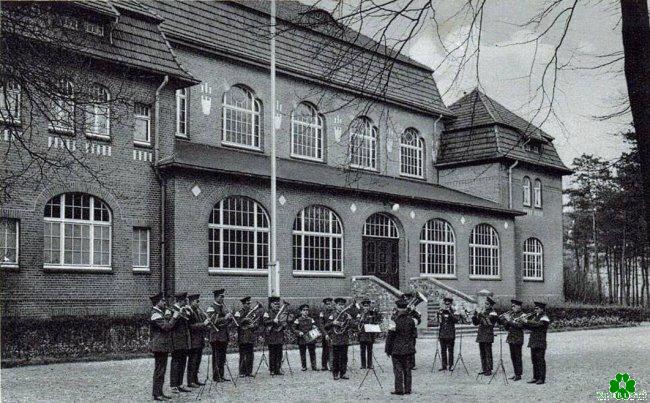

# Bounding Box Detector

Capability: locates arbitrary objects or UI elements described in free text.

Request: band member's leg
[538,348,546,382]
[530,348,539,380]
[340,345,349,376]
[321,339,330,370]
[509,344,516,374]
[299,344,307,369]
[331,345,340,378]
[410,340,417,369]
[180,350,189,385]
[308,343,317,369]
[478,343,486,373]
[248,344,256,375]
[360,342,367,368]
[404,354,413,394]
[367,342,374,368]
[486,343,493,373]
[153,352,167,398]
[186,348,196,385]
[217,342,227,380]
[238,344,246,376]
[440,339,449,369]
[448,340,455,369]
[211,342,220,381]
[392,355,405,394]
[170,350,181,387]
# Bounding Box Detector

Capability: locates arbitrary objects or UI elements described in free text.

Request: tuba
[333,302,354,335]
[241,302,262,329]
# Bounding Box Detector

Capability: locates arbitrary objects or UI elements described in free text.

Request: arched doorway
[362,213,400,288]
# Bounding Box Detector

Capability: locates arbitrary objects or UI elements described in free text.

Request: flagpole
[269,0,279,297]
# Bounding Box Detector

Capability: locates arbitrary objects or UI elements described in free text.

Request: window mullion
[219,201,224,269]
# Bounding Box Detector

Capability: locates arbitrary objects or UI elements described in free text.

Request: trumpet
[498,310,514,321]
[171,304,193,320]
[406,291,426,311]
[241,302,262,329]
[198,306,219,332]
[515,312,536,323]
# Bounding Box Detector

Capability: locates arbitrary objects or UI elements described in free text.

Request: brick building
[0,1,571,318]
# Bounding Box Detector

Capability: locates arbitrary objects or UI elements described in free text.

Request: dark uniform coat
[292,316,318,345]
[500,312,525,345]
[170,303,191,351]
[524,313,550,349]
[385,311,417,356]
[234,306,258,345]
[318,307,333,335]
[263,308,286,345]
[324,310,353,346]
[149,307,176,353]
[472,308,498,343]
[356,310,381,343]
[438,309,459,340]
[188,307,206,349]
[206,302,230,343]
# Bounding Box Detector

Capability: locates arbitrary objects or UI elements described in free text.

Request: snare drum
[304,328,321,343]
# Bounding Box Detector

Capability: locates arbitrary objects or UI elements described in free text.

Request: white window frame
[176,88,188,138]
[534,179,543,208]
[363,213,399,238]
[84,21,104,37]
[349,117,378,171]
[400,128,424,179]
[292,206,344,274]
[469,224,500,279]
[0,218,19,268]
[222,86,261,150]
[49,80,75,134]
[208,196,269,273]
[523,237,544,281]
[85,84,110,139]
[132,227,150,272]
[522,176,532,207]
[420,219,456,278]
[0,80,21,124]
[43,193,112,271]
[133,103,151,146]
[291,103,324,162]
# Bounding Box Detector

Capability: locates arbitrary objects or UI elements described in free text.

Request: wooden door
[362,237,399,289]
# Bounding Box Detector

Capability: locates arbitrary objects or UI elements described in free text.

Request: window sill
[349,164,378,173]
[420,273,457,280]
[208,268,268,276]
[290,153,325,164]
[48,126,75,135]
[221,141,262,153]
[523,277,544,282]
[133,267,151,274]
[468,275,501,281]
[133,141,152,148]
[175,133,189,139]
[86,133,111,142]
[292,271,345,278]
[400,173,425,181]
[43,265,113,273]
[1,263,19,269]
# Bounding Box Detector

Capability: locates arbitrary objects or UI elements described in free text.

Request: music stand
[196,351,212,401]
[488,330,508,385]
[430,338,441,373]
[349,343,357,371]
[358,349,383,390]
[451,332,470,376]
[281,344,294,376]
[254,343,270,377]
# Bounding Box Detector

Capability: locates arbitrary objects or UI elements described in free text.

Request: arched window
[222,85,261,149]
[43,193,112,269]
[420,219,455,276]
[534,179,542,208]
[0,79,21,123]
[292,205,343,272]
[85,84,110,138]
[363,213,399,238]
[208,196,269,271]
[400,128,424,178]
[349,116,377,170]
[523,238,543,280]
[291,102,323,161]
[522,176,531,207]
[469,224,500,278]
[50,79,75,133]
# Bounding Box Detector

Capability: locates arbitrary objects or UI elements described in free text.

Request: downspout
[154,75,169,295]
[432,114,443,183]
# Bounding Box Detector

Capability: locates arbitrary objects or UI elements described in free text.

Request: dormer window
[84,21,104,37]
[524,141,542,154]
[62,15,78,30]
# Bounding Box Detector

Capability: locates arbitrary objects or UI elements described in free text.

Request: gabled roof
[146,0,452,117]
[437,89,571,174]
[157,141,524,217]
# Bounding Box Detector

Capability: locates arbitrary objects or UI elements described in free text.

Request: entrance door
[362,237,399,289]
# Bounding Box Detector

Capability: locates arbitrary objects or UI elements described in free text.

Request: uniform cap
[486,297,496,306]
[149,292,163,305]
[299,304,309,310]
[188,294,200,301]
[443,297,453,304]
[511,299,523,306]
[395,299,408,309]
[213,289,225,297]
[175,292,188,300]
[534,301,547,309]
[240,296,251,304]
[322,297,333,303]
[269,296,281,303]
[361,299,371,306]
[334,297,346,304]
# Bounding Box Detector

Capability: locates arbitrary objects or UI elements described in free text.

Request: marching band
[148,290,551,400]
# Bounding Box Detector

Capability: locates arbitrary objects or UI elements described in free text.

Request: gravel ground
[2,325,649,403]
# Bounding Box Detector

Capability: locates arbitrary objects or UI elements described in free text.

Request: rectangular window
[176,89,187,137]
[84,21,104,36]
[133,103,151,145]
[0,218,19,267]
[132,227,150,271]
[0,81,21,123]
[62,16,78,30]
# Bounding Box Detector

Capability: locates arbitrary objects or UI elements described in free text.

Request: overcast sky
[304,0,633,169]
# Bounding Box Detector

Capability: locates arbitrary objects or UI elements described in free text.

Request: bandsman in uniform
[292,304,319,371]
[523,301,550,385]
[170,292,192,393]
[356,299,380,369]
[187,294,208,387]
[402,293,422,370]
[437,297,458,371]
[234,296,257,377]
[149,292,176,401]
[318,297,334,371]
[324,297,353,380]
[498,299,525,381]
[472,296,498,376]
[206,288,232,382]
[385,298,417,395]
[263,296,286,375]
